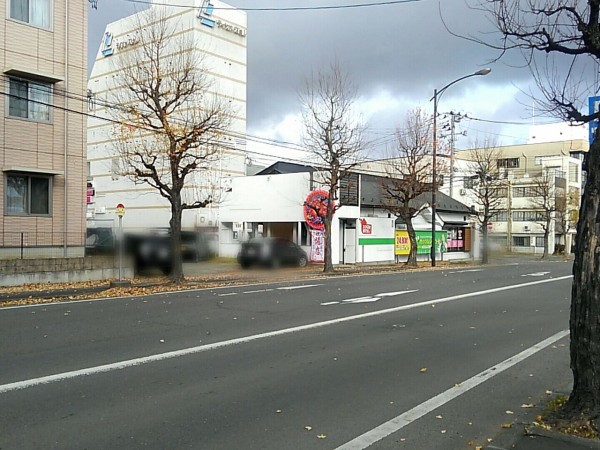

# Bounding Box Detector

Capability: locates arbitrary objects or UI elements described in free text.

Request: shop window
[10,0,51,28]
[513,236,530,247]
[5,173,51,215]
[444,226,466,253]
[535,236,545,247]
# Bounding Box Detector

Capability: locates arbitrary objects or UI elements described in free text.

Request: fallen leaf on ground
[506,410,514,415]
[521,403,534,408]
[304,426,312,431]
[436,415,443,419]
[441,429,446,434]
[276,410,282,413]
[420,368,428,373]
[317,434,327,439]
[501,423,512,429]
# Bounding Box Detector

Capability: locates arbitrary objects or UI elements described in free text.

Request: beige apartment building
[0,0,87,258]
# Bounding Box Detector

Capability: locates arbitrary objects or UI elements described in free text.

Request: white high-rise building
[86,0,247,231]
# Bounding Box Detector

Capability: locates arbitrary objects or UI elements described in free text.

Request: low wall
[0,256,134,287]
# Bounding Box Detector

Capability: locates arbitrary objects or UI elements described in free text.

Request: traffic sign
[116,203,125,217]
[588,96,600,144]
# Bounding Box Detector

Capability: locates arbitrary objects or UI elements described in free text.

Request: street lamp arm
[429,68,491,103]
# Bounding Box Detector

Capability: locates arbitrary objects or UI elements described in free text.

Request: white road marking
[448,269,484,274]
[335,329,569,449]
[0,275,572,394]
[242,289,274,294]
[521,272,551,277]
[218,293,238,297]
[342,296,377,303]
[277,284,323,290]
[343,298,379,303]
[375,290,418,297]
[320,301,340,306]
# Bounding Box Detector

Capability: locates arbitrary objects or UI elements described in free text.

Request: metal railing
[0,232,86,259]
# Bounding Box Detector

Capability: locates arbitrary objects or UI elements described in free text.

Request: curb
[524,426,600,449]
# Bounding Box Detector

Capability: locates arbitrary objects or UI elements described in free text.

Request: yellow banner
[395,231,410,255]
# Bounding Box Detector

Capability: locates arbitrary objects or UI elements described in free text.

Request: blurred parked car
[237,237,308,269]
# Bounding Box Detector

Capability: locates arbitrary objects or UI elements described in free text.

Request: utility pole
[443,111,466,198]
[507,181,513,252]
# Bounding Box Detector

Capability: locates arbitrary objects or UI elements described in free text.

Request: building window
[5,173,51,215]
[463,177,475,189]
[10,0,51,28]
[497,158,520,169]
[513,186,537,197]
[535,236,545,247]
[513,211,543,221]
[491,210,508,222]
[513,236,530,247]
[8,78,52,122]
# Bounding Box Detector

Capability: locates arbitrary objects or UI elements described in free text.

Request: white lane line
[521,272,550,277]
[0,275,572,395]
[448,269,484,274]
[342,296,377,303]
[335,329,569,449]
[320,301,340,306]
[375,290,418,297]
[277,284,323,290]
[218,293,238,297]
[242,289,274,294]
[343,298,379,304]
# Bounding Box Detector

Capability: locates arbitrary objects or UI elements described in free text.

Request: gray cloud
[88,0,566,150]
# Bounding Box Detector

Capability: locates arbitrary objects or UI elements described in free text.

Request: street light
[430,68,491,267]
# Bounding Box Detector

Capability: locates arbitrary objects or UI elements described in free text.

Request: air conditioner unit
[459,189,467,195]
[523,225,530,232]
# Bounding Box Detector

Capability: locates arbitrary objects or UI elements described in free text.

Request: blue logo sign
[589,96,600,144]
[101,31,114,57]
[197,0,215,28]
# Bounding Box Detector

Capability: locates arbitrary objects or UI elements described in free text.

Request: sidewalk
[488,428,600,450]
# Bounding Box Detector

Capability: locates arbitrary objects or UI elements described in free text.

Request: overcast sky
[87,0,588,163]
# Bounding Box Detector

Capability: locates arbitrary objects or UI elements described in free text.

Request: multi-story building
[86,0,247,232]
[450,140,585,254]
[0,0,88,257]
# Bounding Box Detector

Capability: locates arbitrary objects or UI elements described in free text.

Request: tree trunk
[562,137,600,425]
[542,223,550,259]
[481,221,489,265]
[169,193,184,284]
[323,216,334,273]
[405,218,418,267]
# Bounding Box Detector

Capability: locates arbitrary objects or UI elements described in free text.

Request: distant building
[449,141,584,254]
[0,0,88,258]
[86,0,247,232]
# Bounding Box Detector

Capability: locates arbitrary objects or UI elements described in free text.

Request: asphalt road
[0,260,574,449]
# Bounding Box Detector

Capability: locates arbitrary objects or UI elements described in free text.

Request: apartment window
[5,173,51,215]
[513,211,543,222]
[497,158,520,169]
[490,187,508,198]
[10,0,51,28]
[491,210,508,222]
[8,78,51,122]
[513,236,530,247]
[513,186,537,197]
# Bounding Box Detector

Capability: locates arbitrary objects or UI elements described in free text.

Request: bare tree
[529,170,556,259]
[465,141,506,264]
[109,7,232,284]
[471,0,600,429]
[381,109,437,267]
[299,62,366,273]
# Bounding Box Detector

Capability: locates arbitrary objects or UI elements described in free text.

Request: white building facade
[86,0,247,231]
[448,141,584,254]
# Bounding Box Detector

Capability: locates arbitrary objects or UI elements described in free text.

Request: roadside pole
[116,203,126,282]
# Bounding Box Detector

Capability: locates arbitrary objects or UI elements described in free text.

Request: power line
[122,0,424,12]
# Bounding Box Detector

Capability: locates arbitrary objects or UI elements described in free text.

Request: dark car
[237,237,308,269]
